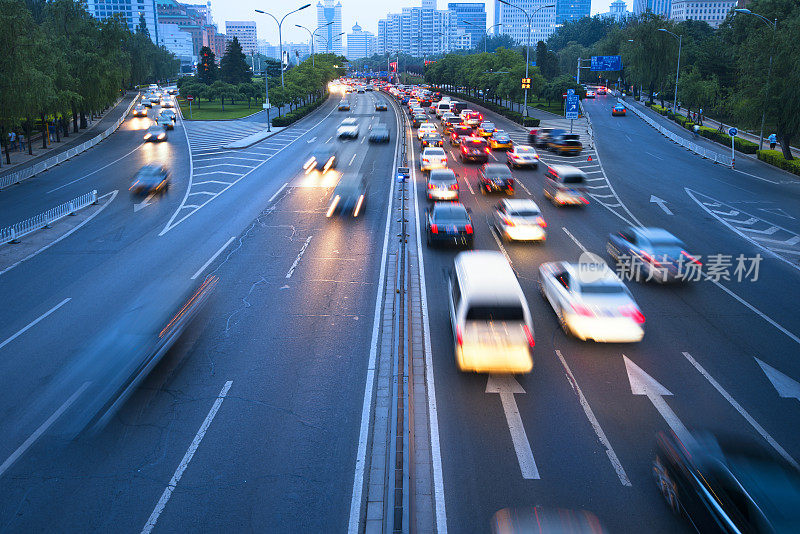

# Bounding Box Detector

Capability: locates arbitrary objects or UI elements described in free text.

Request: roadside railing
[0,190,98,244]
[0,95,140,191]
[620,98,732,167]
[580,101,595,149]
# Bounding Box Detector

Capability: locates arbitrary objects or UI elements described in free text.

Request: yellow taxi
[477,121,497,137]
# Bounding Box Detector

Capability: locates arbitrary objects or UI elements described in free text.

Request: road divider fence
[0,95,140,191]
[620,98,732,167]
[0,190,98,244]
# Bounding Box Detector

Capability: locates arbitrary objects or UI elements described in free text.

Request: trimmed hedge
[757,150,800,176]
[436,89,541,127]
[272,93,328,127]
[645,103,758,154]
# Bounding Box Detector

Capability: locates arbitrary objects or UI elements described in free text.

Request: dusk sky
[208,0,623,47]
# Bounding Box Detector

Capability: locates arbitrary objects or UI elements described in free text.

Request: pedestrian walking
[8,132,15,151]
[768,133,777,150]
[693,124,700,139]
[19,133,26,151]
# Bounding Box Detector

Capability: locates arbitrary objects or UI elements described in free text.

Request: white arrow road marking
[307,136,317,143]
[683,352,799,469]
[486,374,539,479]
[623,356,691,444]
[756,358,800,400]
[133,192,156,212]
[650,195,673,215]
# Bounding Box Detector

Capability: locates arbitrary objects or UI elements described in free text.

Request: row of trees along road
[179,40,345,116]
[0,0,179,165]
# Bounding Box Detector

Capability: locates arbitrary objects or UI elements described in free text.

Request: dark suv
[459,137,489,163]
[478,163,514,195]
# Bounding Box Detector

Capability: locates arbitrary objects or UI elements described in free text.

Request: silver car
[493,199,546,242]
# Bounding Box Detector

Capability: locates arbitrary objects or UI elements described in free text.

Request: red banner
[424,60,436,66]
[389,62,397,72]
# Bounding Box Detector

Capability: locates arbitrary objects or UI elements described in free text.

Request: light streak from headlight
[353,194,364,217]
[326,195,340,218]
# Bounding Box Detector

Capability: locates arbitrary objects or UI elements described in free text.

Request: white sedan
[506,145,540,168]
[420,147,448,172]
[337,118,359,138]
[538,261,645,342]
[493,199,546,242]
[417,122,438,139]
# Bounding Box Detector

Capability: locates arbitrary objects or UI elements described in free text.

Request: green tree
[535,41,559,79]
[197,46,217,84]
[220,36,251,84]
[136,12,149,39]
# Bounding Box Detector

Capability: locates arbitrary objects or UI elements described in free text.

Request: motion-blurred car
[375,102,387,111]
[459,136,490,163]
[462,110,482,127]
[156,115,174,130]
[425,202,473,248]
[143,125,167,142]
[547,133,582,155]
[612,104,627,116]
[130,164,170,195]
[596,87,607,95]
[543,165,588,206]
[337,118,359,138]
[417,122,437,139]
[420,132,443,148]
[477,121,497,137]
[303,146,337,173]
[506,145,540,168]
[160,99,174,108]
[368,124,391,143]
[585,90,596,98]
[448,251,534,373]
[478,163,514,195]
[607,227,700,283]
[426,168,459,201]
[159,108,177,122]
[141,99,153,108]
[326,173,368,217]
[538,260,645,342]
[491,507,607,534]
[442,115,463,134]
[131,105,147,117]
[493,199,546,242]
[489,130,513,150]
[411,113,429,128]
[420,147,448,172]
[149,95,161,104]
[533,128,562,148]
[338,100,351,111]
[449,125,473,146]
[654,430,800,534]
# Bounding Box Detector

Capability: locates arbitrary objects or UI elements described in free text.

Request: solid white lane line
[555,350,630,486]
[141,380,233,534]
[190,236,235,280]
[268,183,287,203]
[0,381,90,479]
[285,236,313,279]
[348,95,403,534]
[348,153,357,166]
[490,226,513,265]
[682,352,799,469]
[463,175,475,195]
[516,179,532,196]
[0,297,71,350]
[46,144,143,194]
[562,227,588,253]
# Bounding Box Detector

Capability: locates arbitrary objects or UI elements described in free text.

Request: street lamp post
[296,21,334,67]
[735,9,778,151]
[657,28,682,113]
[499,1,555,119]
[464,21,502,54]
[255,4,311,88]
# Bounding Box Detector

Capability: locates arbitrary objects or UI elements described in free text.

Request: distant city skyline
[209,0,627,49]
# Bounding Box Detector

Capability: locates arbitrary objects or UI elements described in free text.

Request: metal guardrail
[580,101,595,149]
[0,190,98,244]
[0,95,140,191]
[620,98,732,167]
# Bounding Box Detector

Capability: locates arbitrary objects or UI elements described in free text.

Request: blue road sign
[567,88,575,96]
[728,127,738,137]
[591,55,623,71]
[566,94,579,120]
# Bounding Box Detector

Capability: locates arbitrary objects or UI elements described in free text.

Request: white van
[448,251,534,373]
[436,101,452,118]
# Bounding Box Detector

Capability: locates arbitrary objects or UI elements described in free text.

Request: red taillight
[456,326,463,345]
[641,251,661,266]
[503,217,515,227]
[428,183,435,189]
[572,304,593,317]
[580,197,589,204]
[431,224,438,234]
[450,184,458,190]
[523,325,535,348]
[621,306,645,324]
[485,148,490,153]
[681,250,702,265]
[536,216,547,228]
[464,224,473,234]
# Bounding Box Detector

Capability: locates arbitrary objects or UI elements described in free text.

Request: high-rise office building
[225,21,258,54]
[316,0,344,55]
[633,0,672,16]
[377,1,472,57]
[599,0,630,20]
[85,0,159,44]
[157,0,223,58]
[447,3,487,49]
[671,0,736,27]
[347,23,377,60]
[496,0,557,45]
[555,0,591,24]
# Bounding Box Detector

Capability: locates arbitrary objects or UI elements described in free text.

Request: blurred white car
[493,199,546,242]
[337,118,359,138]
[420,147,448,172]
[417,122,438,139]
[506,145,540,168]
[538,260,644,342]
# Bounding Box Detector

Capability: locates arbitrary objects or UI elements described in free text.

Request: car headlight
[144,133,151,139]
[157,133,165,139]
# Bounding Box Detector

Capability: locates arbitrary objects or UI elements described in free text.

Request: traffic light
[521,77,530,89]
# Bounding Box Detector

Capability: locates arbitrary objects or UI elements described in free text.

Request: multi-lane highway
[1,82,799,533]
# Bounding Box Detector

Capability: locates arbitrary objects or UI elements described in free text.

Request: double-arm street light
[318,31,345,53]
[463,21,502,54]
[255,4,311,88]
[657,28,682,113]
[735,8,778,151]
[498,0,555,118]
[295,21,333,67]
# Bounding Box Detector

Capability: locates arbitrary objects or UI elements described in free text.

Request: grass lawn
[178,99,263,120]
[527,99,564,116]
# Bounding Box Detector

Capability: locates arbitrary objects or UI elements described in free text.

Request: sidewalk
[0,92,138,178]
